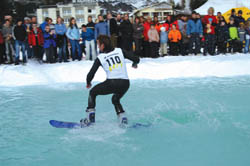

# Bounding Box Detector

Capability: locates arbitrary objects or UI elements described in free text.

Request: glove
[132,62,138,69]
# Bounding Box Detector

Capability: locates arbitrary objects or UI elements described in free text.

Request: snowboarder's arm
[122,49,140,68]
[86,58,101,85]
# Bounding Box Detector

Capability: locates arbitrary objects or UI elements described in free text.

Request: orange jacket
[168,29,182,42]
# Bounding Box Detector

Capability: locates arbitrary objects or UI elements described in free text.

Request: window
[76,10,84,15]
[64,18,69,24]
[42,11,48,17]
[63,10,71,16]
[77,18,84,23]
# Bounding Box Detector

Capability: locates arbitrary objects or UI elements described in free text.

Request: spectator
[55,17,68,63]
[168,24,182,56]
[2,19,14,64]
[66,17,82,61]
[40,17,52,32]
[178,14,189,55]
[143,16,152,57]
[238,23,246,53]
[107,13,118,48]
[0,29,4,64]
[159,26,168,56]
[86,16,95,31]
[148,24,159,58]
[13,19,27,65]
[228,18,240,53]
[43,25,56,63]
[245,21,250,53]
[119,13,133,51]
[139,16,145,24]
[230,9,239,27]
[116,14,123,48]
[216,20,229,54]
[30,16,38,28]
[95,15,110,40]
[133,17,144,56]
[217,12,226,23]
[237,10,245,27]
[187,11,203,55]
[24,17,33,59]
[202,7,218,55]
[153,16,161,32]
[28,24,44,62]
[165,15,179,30]
[81,24,96,60]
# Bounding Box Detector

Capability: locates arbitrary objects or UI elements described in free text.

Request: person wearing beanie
[236,10,245,27]
[215,20,229,54]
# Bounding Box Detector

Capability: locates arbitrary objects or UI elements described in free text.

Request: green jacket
[228,25,239,40]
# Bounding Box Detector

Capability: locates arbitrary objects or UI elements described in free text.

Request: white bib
[98,48,129,80]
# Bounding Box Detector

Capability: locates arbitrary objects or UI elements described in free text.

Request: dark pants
[0,44,4,64]
[134,38,143,56]
[121,37,133,51]
[45,46,55,63]
[217,41,227,54]
[32,45,43,61]
[169,42,179,56]
[88,79,130,115]
[142,41,151,57]
[204,34,216,55]
[149,41,159,58]
[189,33,201,55]
[229,39,241,53]
[58,38,67,62]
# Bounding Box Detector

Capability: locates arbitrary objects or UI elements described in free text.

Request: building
[133,2,176,21]
[37,1,100,26]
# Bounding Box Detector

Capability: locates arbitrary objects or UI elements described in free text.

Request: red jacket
[143,21,152,41]
[202,15,217,34]
[28,28,44,46]
[0,31,4,44]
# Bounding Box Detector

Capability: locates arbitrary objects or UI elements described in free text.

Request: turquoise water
[1,77,250,166]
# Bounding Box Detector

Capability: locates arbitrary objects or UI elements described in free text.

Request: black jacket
[108,18,118,35]
[120,20,133,38]
[216,24,229,42]
[14,25,27,41]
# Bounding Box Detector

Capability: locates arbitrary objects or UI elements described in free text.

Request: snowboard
[49,120,151,129]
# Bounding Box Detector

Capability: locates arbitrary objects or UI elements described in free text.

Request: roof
[195,0,250,15]
[133,2,174,15]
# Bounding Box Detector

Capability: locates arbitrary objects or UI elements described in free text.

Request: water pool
[1,77,250,166]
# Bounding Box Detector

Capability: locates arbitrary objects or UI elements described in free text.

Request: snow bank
[1,54,250,87]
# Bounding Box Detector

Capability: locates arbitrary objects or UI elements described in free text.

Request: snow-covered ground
[1,54,250,87]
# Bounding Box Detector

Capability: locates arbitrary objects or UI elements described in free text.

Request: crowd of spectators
[0,7,250,65]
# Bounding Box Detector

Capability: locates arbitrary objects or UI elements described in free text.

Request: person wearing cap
[13,19,27,65]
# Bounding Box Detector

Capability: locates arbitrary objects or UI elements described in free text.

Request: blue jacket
[66,26,80,40]
[55,23,67,35]
[186,19,203,36]
[81,28,95,43]
[43,32,56,48]
[94,21,110,40]
[160,31,168,44]
[40,21,48,32]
